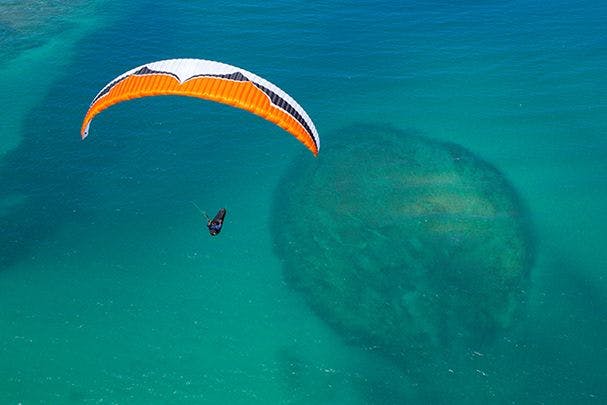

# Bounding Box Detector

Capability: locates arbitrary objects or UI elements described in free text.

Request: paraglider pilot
[205,208,227,236]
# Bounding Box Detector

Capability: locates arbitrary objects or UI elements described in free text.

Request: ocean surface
[1,1,606,403]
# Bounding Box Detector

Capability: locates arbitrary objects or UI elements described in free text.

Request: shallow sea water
[0,1,605,403]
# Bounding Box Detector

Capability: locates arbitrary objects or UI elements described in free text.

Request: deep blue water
[1,1,606,403]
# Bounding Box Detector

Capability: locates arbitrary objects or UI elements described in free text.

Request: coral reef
[0,0,85,60]
[272,125,534,369]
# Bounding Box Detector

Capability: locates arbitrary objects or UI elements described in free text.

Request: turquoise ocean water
[1,1,605,403]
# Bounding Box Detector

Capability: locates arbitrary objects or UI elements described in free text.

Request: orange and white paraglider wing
[81,59,319,155]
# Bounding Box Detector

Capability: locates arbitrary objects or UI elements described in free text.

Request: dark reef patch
[272,124,535,375]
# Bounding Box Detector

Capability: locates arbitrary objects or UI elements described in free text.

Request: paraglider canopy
[81,58,320,155]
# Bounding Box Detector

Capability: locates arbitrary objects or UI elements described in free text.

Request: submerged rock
[272,125,534,369]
